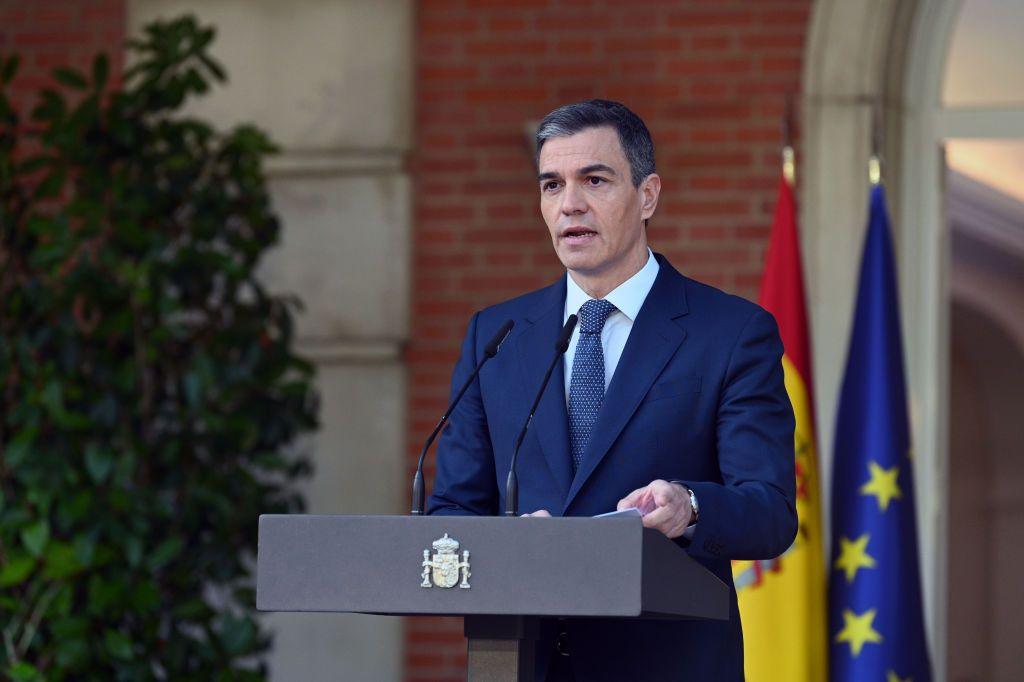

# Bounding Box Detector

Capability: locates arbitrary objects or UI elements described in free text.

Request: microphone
[504,314,577,517]
[411,319,515,515]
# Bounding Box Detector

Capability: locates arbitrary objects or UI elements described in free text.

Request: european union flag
[829,184,932,681]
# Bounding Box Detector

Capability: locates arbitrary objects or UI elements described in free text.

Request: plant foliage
[0,16,317,680]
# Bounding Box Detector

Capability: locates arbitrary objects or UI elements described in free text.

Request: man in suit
[428,99,796,681]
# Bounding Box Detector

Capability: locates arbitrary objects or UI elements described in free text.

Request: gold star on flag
[835,608,883,657]
[860,461,902,511]
[887,671,911,682]
[834,534,877,583]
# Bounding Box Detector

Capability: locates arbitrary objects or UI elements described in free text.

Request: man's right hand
[521,509,552,517]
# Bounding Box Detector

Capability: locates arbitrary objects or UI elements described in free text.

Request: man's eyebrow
[579,164,617,176]
[538,164,617,182]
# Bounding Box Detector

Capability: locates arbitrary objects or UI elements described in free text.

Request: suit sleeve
[679,307,797,561]
[427,312,499,516]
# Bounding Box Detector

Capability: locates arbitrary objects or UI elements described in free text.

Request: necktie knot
[578,299,616,334]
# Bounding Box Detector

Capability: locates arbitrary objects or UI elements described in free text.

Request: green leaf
[43,541,82,579]
[219,613,256,655]
[148,536,183,571]
[1,54,20,84]
[125,535,143,568]
[130,581,159,612]
[104,629,134,660]
[8,662,41,682]
[172,597,211,620]
[21,519,50,557]
[55,635,89,668]
[92,53,109,90]
[73,533,97,567]
[0,554,36,587]
[84,443,113,483]
[53,67,88,89]
[4,427,36,468]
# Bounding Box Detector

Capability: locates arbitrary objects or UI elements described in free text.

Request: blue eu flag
[829,184,932,681]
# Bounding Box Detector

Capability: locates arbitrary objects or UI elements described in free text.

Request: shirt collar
[564,248,660,322]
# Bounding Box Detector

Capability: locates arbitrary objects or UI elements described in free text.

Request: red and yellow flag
[732,172,827,681]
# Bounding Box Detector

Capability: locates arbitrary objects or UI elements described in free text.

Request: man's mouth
[561,227,598,243]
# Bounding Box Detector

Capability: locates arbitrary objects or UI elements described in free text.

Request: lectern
[257,514,728,681]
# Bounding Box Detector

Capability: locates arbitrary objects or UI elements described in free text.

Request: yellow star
[835,608,883,657]
[834,534,877,583]
[860,461,902,511]
[887,671,911,682]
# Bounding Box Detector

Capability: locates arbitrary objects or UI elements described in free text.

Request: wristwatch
[685,486,699,526]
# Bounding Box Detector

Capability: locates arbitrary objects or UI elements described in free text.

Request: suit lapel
[563,257,690,511]
[515,277,574,498]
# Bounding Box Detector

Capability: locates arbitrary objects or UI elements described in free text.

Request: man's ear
[640,173,661,221]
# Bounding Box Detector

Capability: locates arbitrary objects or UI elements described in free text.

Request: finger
[530,509,551,517]
[651,480,682,507]
[635,490,658,516]
[617,487,648,511]
[641,503,676,530]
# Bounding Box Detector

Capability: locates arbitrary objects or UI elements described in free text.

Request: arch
[803,1,961,674]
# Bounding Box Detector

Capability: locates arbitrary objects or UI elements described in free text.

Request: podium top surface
[257,514,728,621]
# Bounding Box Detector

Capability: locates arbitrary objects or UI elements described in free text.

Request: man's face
[537,126,658,282]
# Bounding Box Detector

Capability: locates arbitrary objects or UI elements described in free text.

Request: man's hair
[535,99,656,188]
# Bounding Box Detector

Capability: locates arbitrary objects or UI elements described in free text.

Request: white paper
[593,507,643,518]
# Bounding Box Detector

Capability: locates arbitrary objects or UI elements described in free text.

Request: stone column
[127,2,412,679]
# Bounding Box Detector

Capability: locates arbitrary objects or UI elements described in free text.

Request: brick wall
[0,0,124,120]
[407,1,811,679]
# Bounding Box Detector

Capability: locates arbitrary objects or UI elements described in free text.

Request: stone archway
[802,1,960,674]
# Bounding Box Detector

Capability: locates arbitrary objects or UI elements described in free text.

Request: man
[428,100,796,681]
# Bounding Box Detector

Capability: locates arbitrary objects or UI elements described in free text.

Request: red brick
[29,7,76,24]
[409,0,812,675]
[13,30,93,46]
[421,17,479,34]
[548,37,598,56]
[419,205,474,222]
[466,86,546,103]
[664,199,751,217]
[465,39,546,57]
[420,65,478,80]
[667,10,755,29]
[485,203,525,219]
[488,17,527,32]
[667,58,752,77]
[739,32,804,51]
[692,35,733,51]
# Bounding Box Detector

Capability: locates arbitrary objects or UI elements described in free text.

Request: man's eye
[543,181,560,191]
[586,176,606,186]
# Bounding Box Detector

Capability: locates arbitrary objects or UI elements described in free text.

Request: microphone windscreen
[555,314,578,353]
[483,319,515,357]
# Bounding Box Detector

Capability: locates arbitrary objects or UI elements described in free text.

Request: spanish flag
[733,169,827,681]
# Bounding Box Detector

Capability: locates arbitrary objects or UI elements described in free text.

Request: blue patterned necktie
[568,299,617,472]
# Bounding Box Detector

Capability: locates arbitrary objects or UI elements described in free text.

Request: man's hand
[521,509,552,517]
[617,480,692,539]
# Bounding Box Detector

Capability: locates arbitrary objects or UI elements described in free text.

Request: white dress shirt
[561,249,697,536]
[562,248,660,401]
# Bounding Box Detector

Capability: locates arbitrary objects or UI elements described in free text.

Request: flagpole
[869,98,883,186]
[782,93,796,187]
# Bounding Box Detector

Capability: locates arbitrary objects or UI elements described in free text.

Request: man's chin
[556,249,603,274]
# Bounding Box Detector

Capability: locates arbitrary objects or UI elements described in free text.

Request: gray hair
[535,99,656,187]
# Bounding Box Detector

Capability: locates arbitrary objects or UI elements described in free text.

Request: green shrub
[0,16,317,680]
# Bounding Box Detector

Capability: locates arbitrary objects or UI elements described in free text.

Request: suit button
[555,631,570,657]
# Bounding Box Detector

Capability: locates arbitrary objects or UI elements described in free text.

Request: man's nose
[560,182,587,215]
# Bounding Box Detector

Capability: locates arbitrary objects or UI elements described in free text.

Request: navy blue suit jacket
[428,254,797,681]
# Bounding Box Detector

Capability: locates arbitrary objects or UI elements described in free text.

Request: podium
[257,514,728,681]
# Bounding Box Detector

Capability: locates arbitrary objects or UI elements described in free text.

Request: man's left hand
[616,479,692,539]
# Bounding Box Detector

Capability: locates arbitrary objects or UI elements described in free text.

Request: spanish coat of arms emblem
[420,533,471,589]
